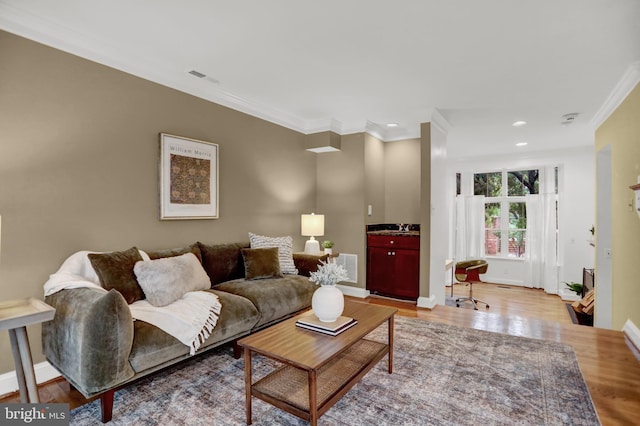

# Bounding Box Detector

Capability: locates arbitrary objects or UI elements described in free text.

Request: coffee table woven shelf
[238,301,396,425]
[252,338,387,412]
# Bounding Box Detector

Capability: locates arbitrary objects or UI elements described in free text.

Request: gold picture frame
[159,133,219,220]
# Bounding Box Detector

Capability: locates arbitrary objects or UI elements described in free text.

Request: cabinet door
[367,247,395,295]
[392,249,420,299]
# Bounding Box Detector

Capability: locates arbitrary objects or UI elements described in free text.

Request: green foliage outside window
[474,172,502,196]
[475,170,538,258]
[507,170,539,195]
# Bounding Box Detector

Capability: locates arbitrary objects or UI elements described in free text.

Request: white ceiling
[1,0,639,159]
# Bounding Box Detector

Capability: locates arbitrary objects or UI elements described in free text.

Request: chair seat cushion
[455,259,488,282]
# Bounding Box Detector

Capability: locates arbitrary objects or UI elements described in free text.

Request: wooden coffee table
[238,300,397,425]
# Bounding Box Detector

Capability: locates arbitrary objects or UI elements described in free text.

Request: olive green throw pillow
[88,247,144,304]
[241,247,284,280]
[197,242,249,285]
[145,243,203,262]
[293,253,329,277]
[248,233,298,275]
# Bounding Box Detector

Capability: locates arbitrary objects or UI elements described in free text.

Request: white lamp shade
[301,214,324,237]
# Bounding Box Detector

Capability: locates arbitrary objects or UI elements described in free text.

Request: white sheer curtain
[525,194,558,292]
[455,195,485,261]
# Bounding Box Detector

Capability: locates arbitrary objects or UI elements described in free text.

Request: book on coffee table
[295,315,358,336]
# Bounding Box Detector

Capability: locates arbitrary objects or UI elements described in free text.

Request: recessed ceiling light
[386,123,399,127]
[512,120,527,127]
[516,142,528,147]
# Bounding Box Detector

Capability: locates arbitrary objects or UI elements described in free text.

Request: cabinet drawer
[367,234,420,250]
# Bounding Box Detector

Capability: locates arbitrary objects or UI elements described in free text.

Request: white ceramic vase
[312,285,344,322]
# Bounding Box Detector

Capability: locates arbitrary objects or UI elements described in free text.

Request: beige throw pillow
[133,253,211,307]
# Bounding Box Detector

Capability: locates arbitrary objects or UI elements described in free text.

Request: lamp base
[304,239,321,254]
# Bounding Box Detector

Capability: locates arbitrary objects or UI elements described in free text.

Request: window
[474,172,502,197]
[507,170,539,196]
[475,169,539,258]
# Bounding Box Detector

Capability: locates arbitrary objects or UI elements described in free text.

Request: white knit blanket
[43,250,221,355]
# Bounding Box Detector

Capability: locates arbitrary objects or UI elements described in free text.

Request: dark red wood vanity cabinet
[367,234,420,300]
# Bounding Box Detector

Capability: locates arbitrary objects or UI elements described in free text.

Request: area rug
[70,316,600,425]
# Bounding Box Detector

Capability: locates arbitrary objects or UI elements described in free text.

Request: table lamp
[301,213,324,254]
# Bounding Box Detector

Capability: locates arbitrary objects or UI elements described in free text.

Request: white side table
[0,298,55,403]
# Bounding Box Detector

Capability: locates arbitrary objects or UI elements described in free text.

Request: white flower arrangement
[309,260,348,286]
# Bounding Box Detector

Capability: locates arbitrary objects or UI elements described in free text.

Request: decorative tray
[0,298,55,330]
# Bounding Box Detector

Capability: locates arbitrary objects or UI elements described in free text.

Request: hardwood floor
[369,283,640,426]
[1,282,638,425]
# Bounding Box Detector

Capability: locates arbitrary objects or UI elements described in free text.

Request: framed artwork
[159,133,219,220]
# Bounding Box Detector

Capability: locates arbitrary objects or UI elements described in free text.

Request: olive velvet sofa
[42,241,324,422]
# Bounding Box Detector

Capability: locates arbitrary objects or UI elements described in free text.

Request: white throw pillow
[248,232,298,275]
[133,253,211,307]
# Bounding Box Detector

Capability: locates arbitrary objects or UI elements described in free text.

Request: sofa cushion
[144,243,202,262]
[241,247,283,280]
[214,275,317,328]
[248,233,298,275]
[293,253,329,277]
[198,242,249,285]
[133,253,211,307]
[128,289,260,373]
[88,247,144,304]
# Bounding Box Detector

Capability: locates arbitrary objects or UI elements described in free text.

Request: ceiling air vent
[561,113,579,125]
[188,70,207,78]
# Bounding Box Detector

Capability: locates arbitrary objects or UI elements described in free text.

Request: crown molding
[0,3,310,133]
[1,3,435,143]
[430,108,452,135]
[590,61,640,129]
[383,129,421,142]
[1,4,430,143]
[304,118,343,135]
[364,121,388,141]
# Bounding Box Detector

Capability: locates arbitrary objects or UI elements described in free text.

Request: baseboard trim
[559,288,581,302]
[622,319,640,351]
[338,284,369,298]
[417,295,437,309]
[0,361,61,397]
[482,277,524,286]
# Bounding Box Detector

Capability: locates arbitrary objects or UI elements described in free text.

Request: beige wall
[0,31,317,374]
[364,134,385,225]
[316,134,423,291]
[384,138,421,223]
[316,133,367,288]
[419,124,432,299]
[595,83,640,330]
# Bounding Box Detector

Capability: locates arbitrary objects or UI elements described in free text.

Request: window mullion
[501,200,509,257]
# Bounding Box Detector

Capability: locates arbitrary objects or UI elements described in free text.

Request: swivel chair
[454,259,490,310]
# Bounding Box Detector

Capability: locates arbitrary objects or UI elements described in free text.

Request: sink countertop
[367,230,420,237]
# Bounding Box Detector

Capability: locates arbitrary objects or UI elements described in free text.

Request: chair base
[455,296,490,310]
[454,280,489,311]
